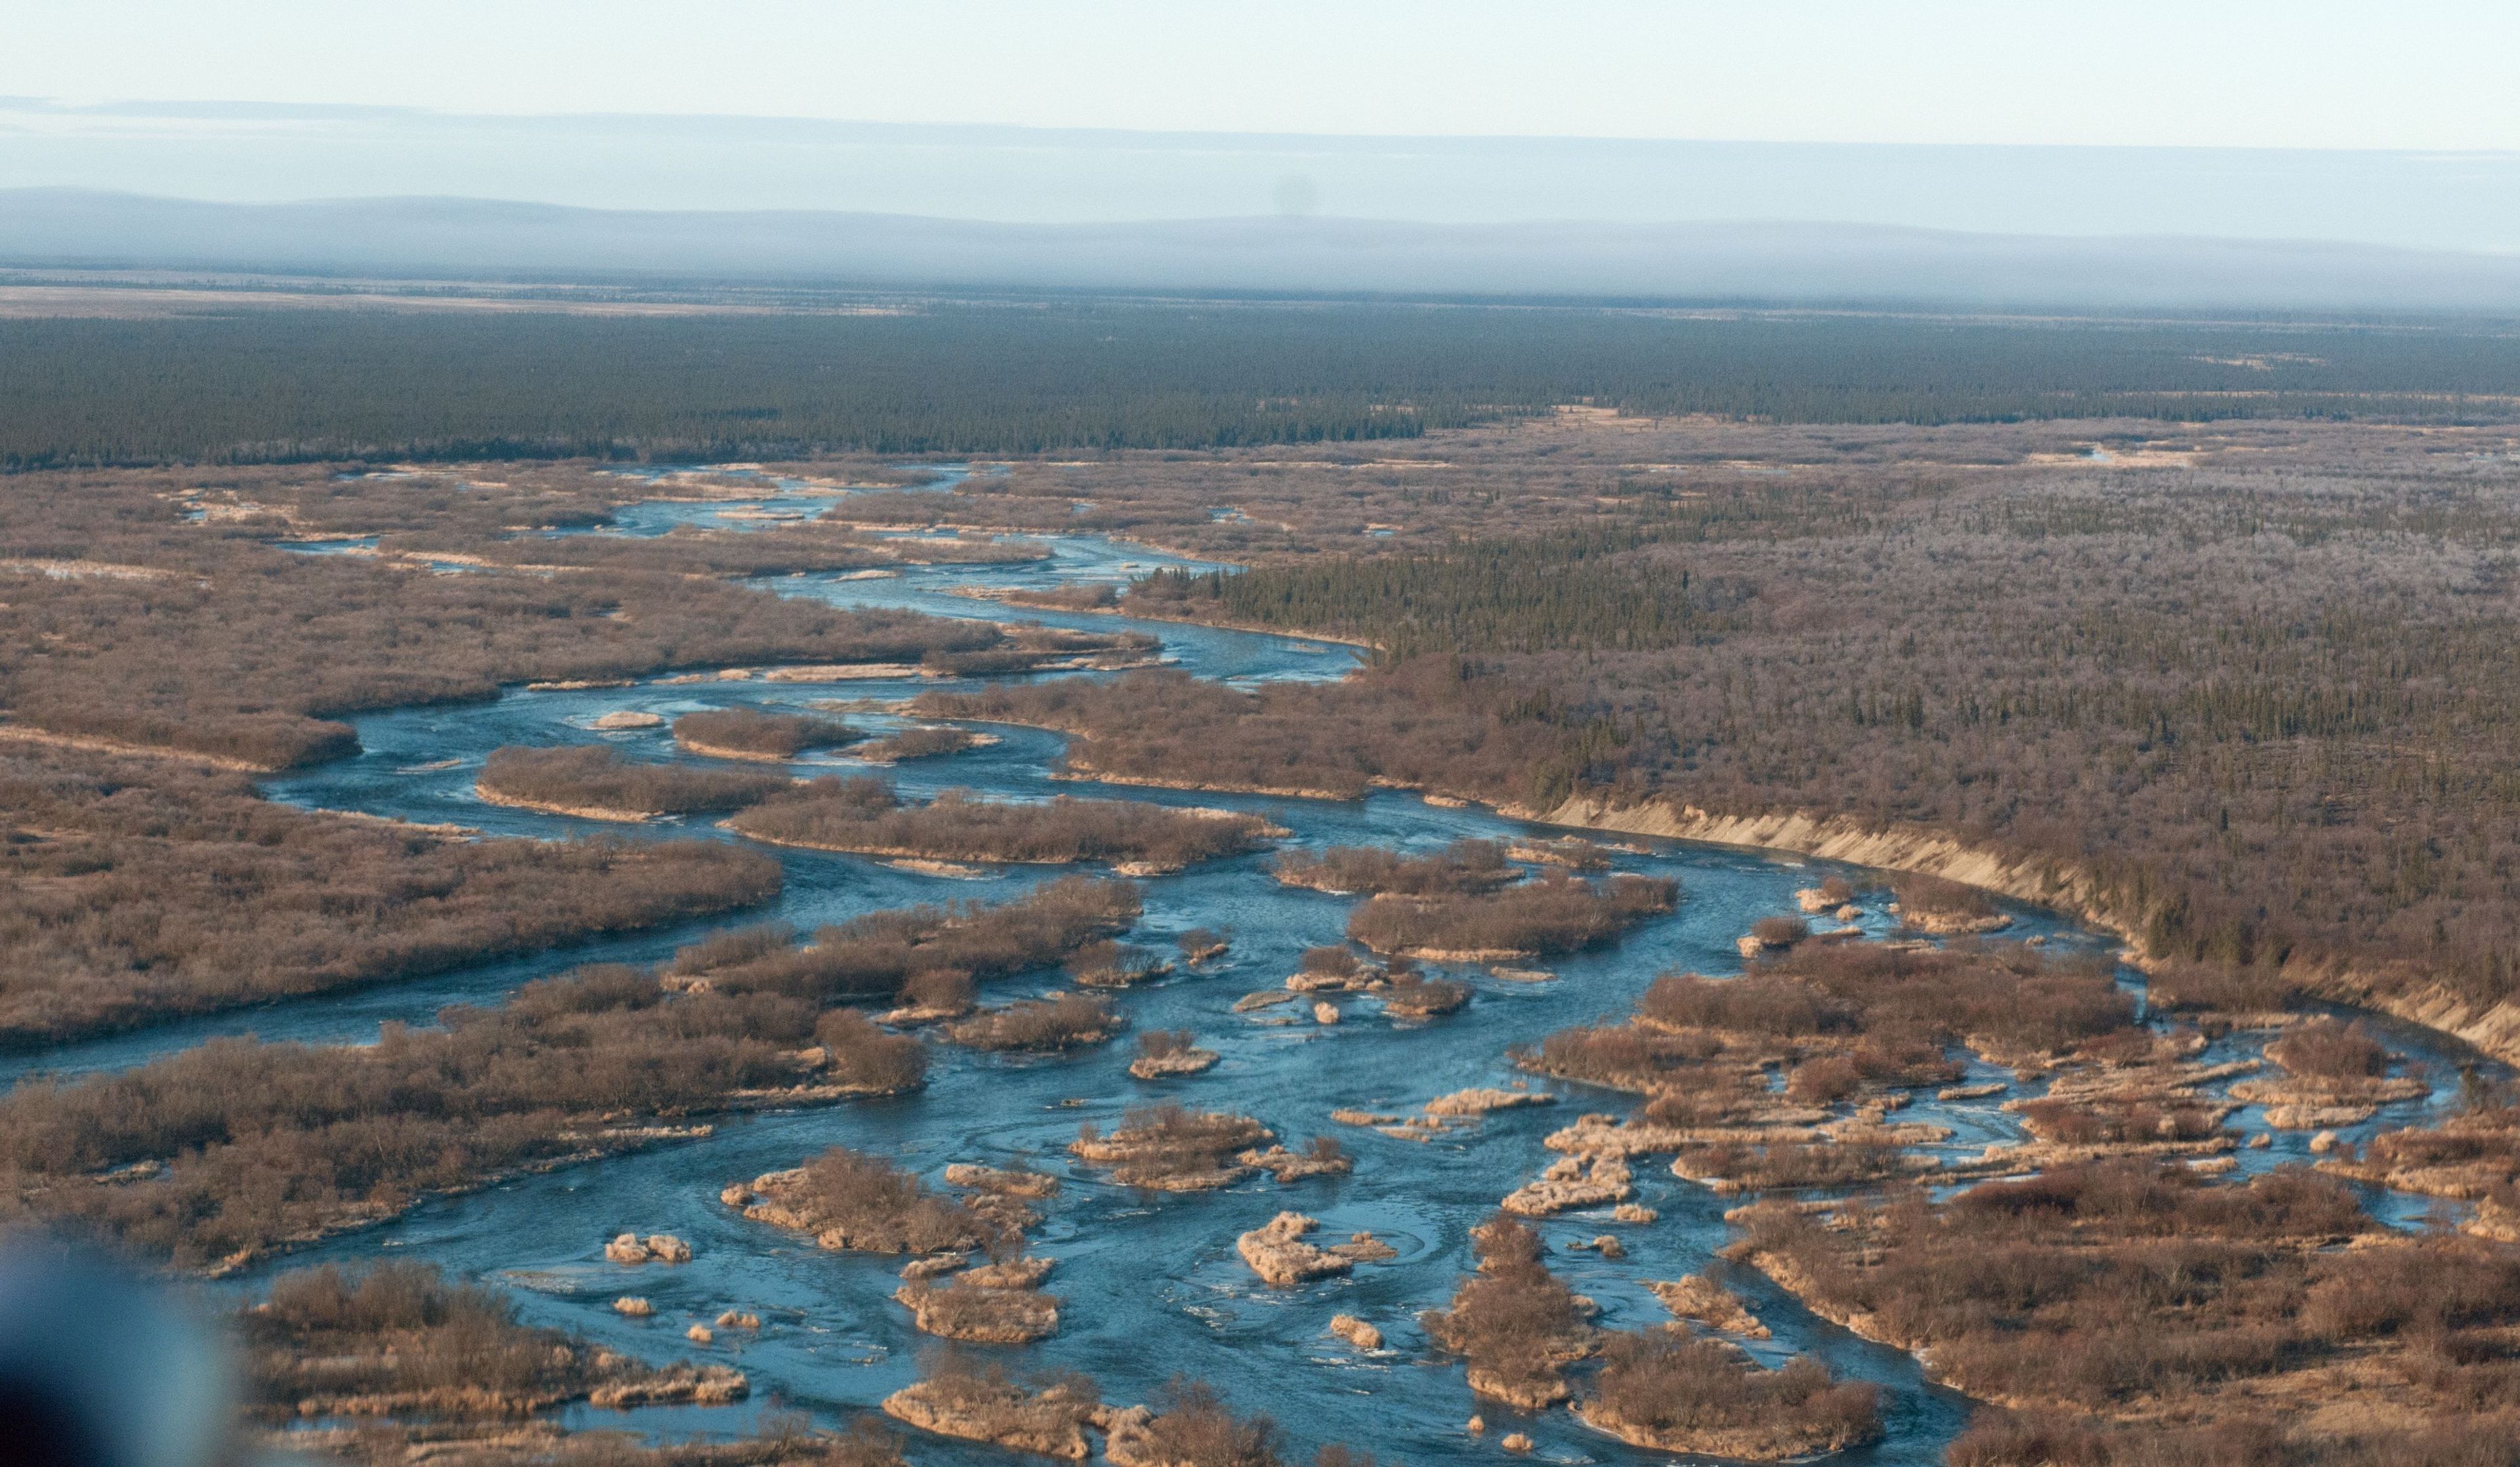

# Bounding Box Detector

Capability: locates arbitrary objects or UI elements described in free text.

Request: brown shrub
[899,967,977,1014]
[245,1261,606,1414]
[702,877,1141,1003]
[1272,840,1513,896]
[947,993,1118,1052]
[1072,1104,1271,1188]
[0,746,782,1044]
[1750,915,1811,947]
[1382,972,1472,1017]
[728,781,1275,867]
[1127,1378,1293,1467]
[784,1147,1009,1255]
[853,726,989,762]
[2143,962,2301,1016]
[672,707,863,758]
[1786,1054,1862,1105]
[1347,872,1676,957]
[0,966,833,1264]
[479,744,789,816]
[1639,972,1856,1037]
[1521,1024,1723,1092]
[1586,1331,1878,1450]
[812,1009,929,1092]
[1892,873,1997,920]
[1138,1029,1200,1061]
[1420,1216,1593,1401]
[1063,939,1168,987]
[1299,945,1367,978]
[2267,1018,2389,1081]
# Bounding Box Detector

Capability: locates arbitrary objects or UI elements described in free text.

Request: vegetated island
[671,706,866,761]
[1272,838,1517,896]
[1346,870,1677,960]
[476,743,793,821]
[724,777,1283,873]
[723,1146,1063,1342]
[852,724,998,763]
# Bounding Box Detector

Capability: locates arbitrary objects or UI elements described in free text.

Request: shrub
[1894,873,1997,920]
[2267,1018,2389,1081]
[948,994,1118,1052]
[814,1009,930,1092]
[1786,1054,1862,1105]
[728,781,1276,867]
[1639,972,1856,1037]
[1421,1216,1592,1399]
[854,726,989,762]
[1347,872,1676,957]
[1272,840,1513,896]
[479,744,789,816]
[900,967,977,1014]
[1586,1331,1879,1449]
[1750,915,1811,947]
[1138,1029,1200,1061]
[1128,1378,1292,1467]
[1382,972,1471,1017]
[784,1147,1009,1254]
[672,707,862,758]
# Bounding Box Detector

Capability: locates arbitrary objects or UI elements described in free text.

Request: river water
[35,467,2490,1465]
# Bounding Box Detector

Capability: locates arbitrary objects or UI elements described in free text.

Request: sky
[9,0,2519,152]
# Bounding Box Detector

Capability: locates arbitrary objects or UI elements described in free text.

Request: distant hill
[9,189,2520,314]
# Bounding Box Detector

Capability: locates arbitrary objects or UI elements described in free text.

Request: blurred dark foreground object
[0,1241,232,1467]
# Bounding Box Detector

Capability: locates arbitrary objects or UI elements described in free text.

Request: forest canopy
[7,302,2520,468]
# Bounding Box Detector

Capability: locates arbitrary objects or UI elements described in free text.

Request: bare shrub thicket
[854,726,989,762]
[1582,1331,1880,1454]
[1420,1216,1593,1405]
[479,745,791,816]
[784,1147,1011,1255]
[684,877,1141,1004]
[1272,839,1512,895]
[1730,1161,2520,1436]
[727,780,1275,868]
[1347,871,1676,956]
[245,1262,636,1415]
[949,993,1120,1052]
[672,707,864,758]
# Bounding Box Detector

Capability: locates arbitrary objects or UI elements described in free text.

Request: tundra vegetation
[911,415,2520,1048]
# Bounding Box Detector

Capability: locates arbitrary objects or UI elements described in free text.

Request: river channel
[32,466,2488,1466]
